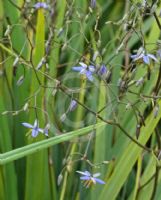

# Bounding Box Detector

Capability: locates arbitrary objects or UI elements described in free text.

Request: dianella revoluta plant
[0,1,161,200]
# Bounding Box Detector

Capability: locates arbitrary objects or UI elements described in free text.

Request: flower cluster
[72,62,108,82]
[72,62,95,81]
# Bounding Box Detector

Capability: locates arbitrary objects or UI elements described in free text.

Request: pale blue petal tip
[143,55,150,64]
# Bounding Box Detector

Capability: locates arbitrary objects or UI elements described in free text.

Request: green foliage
[0,1,161,200]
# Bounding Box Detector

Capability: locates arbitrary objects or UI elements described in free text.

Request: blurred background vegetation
[0,0,161,200]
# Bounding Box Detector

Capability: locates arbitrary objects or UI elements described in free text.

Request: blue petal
[80,176,91,180]
[130,54,138,59]
[80,69,87,74]
[91,0,96,8]
[88,65,95,73]
[76,170,90,176]
[43,129,48,136]
[33,119,38,129]
[38,128,44,133]
[69,100,77,111]
[32,129,39,137]
[157,50,161,58]
[34,2,48,9]
[34,2,42,8]
[143,55,150,64]
[84,171,91,176]
[131,53,144,61]
[94,178,105,184]
[86,71,94,81]
[76,170,91,177]
[148,54,158,62]
[98,64,107,75]
[41,3,49,9]
[22,122,33,129]
[79,62,87,69]
[72,66,84,72]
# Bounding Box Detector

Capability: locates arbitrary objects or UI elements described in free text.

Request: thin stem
[139,173,155,191]
[116,123,151,152]
[153,63,161,95]
[153,12,161,30]
[150,165,159,200]
[58,83,152,152]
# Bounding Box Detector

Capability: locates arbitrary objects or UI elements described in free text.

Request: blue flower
[90,0,96,8]
[69,100,77,112]
[157,49,161,59]
[34,2,49,9]
[131,50,158,65]
[22,119,48,138]
[76,170,105,188]
[72,62,95,81]
[97,64,107,76]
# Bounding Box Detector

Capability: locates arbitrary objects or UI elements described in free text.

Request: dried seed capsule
[36,57,46,70]
[136,124,141,139]
[136,77,144,87]
[4,25,11,36]
[93,51,99,61]
[60,113,66,122]
[23,103,29,111]
[13,57,19,67]
[126,103,131,110]
[57,174,63,186]
[17,76,24,86]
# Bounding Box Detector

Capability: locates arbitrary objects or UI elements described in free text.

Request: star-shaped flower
[76,170,105,188]
[22,119,48,138]
[131,49,158,65]
[72,62,95,81]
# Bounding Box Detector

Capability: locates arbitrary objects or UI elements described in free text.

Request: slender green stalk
[132,155,142,200]
[0,122,106,165]
[99,99,161,200]
[25,2,49,200]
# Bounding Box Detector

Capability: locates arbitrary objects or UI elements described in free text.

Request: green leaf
[99,100,161,200]
[0,122,106,165]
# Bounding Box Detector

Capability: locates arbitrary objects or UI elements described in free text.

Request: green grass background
[0,0,161,200]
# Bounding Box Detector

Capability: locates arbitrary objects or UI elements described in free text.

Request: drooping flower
[76,170,105,188]
[157,49,161,59]
[72,62,95,81]
[22,119,48,137]
[97,64,107,76]
[69,100,77,112]
[60,113,67,122]
[33,2,49,9]
[90,0,96,8]
[131,49,158,65]
[135,77,144,87]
